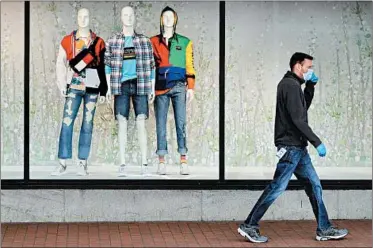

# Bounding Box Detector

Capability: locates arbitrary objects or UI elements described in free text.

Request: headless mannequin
[58,8,105,168]
[162,10,194,103]
[106,6,155,171]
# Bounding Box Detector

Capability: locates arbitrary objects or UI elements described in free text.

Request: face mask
[303,69,313,81]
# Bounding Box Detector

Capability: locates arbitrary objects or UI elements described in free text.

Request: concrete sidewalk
[1,220,371,247]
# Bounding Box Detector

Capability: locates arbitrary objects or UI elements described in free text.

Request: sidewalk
[1,220,371,247]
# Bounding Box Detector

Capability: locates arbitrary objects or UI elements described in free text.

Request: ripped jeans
[58,88,98,160]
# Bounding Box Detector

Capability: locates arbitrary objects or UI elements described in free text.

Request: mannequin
[151,6,196,175]
[104,6,155,176]
[53,8,108,176]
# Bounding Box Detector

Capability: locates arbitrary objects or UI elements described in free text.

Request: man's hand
[187,89,194,104]
[307,71,319,84]
[60,89,67,97]
[316,143,326,157]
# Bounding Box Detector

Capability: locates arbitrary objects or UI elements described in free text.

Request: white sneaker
[180,163,190,175]
[157,162,166,175]
[51,163,67,176]
[118,164,126,177]
[76,161,88,176]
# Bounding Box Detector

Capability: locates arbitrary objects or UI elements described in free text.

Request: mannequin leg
[136,114,148,165]
[114,83,131,176]
[117,115,128,166]
[53,89,82,176]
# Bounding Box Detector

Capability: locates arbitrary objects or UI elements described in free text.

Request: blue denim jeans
[58,88,98,160]
[154,81,187,156]
[114,79,149,120]
[244,146,332,232]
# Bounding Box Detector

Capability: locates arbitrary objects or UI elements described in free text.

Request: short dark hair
[289,52,314,70]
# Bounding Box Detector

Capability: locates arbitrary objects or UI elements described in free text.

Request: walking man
[238,52,349,243]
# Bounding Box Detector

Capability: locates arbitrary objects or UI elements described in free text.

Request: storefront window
[225,1,372,180]
[1,2,25,179]
[29,1,219,180]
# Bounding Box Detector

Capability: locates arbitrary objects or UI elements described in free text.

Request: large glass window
[29,2,219,179]
[1,2,25,179]
[225,1,372,180]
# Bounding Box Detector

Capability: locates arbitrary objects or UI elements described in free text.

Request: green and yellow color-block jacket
[150,6,196,96]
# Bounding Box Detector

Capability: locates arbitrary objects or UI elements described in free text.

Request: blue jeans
[154,81,187,156]
[58,88,98,160]
[114,79,148,120]
[244,146,332,232]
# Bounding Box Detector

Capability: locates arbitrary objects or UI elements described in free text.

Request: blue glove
[316,143,326,157]
[309,72,319,83]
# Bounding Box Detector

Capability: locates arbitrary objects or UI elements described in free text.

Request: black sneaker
[237,223,268,243]
[316,226,349,241]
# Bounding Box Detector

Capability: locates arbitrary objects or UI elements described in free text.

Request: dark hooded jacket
[274,71,322,148]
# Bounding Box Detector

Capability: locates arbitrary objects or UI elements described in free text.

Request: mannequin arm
[104,38,112,100]
[185,40,196,90]
[56,44,68,93]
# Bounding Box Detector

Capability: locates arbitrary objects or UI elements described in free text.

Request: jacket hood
[160,6,178,35]
[284,70,305,85]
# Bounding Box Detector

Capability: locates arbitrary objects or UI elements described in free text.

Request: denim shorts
[114,79,149,120]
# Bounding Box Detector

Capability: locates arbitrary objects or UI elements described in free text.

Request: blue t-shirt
[105,36,155,82]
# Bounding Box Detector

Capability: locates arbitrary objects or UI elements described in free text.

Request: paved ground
[1,220,371,247]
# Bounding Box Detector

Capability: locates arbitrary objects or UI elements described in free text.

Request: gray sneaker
[237,224,268,243]
[316,226,349,241]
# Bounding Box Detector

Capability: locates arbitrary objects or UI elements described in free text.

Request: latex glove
[316,143,326,157]
[309,72,319,83]
[305,70,319,84]
[99,96,105,104]
[60,89,67,97]
[187,89,194,104]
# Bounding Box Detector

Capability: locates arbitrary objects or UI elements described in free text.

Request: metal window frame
[1,1,371,191]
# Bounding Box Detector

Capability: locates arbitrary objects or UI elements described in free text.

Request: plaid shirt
[104,32,155,95]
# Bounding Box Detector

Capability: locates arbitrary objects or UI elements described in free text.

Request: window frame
[1,1,371,191]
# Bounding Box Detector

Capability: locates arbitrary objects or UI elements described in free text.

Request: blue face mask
[303,69,313,81]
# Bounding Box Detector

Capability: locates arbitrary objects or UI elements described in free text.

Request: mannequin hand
[148,93,155,104]
[106,92,112,102]
[187,89,194,104]
[99,96,105,104]
[60,89,67,97]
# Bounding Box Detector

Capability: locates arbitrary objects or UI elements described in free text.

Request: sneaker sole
[51,172,67,176]
[76,172,88,176]
[237,227,267,243]
[316,233,348,241]
[51,170,67,176]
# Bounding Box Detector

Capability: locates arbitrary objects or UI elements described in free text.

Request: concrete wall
[2,190,371,222]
